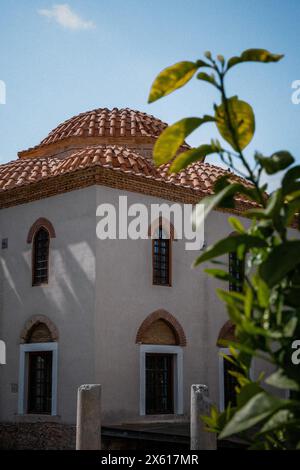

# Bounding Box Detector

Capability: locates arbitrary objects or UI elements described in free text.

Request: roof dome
[19,108,168,159]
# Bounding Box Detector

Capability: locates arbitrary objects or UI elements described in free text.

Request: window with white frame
[139,344,183,415]
[18,322,58,415]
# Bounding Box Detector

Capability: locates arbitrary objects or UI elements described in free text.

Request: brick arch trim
[136,309,186,346]
[27,217,56,243]
[217,320,236,346]
[20,315,59,343]
[148,217,176,240]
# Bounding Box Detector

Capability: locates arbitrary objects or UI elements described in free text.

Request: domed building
[0,107,260,449]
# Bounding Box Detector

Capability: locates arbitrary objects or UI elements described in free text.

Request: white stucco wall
[0,187,97,423]
[93,187,246,423]
[0,183,286,427]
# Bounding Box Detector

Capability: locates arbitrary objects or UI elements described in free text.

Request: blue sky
[0,0,299,189]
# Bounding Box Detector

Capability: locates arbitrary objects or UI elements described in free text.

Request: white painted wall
[93,186,244,423]
[0,187,97,423]
[0,182,286,427]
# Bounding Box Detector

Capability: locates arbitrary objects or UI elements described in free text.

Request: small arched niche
[217,320,236,347]
[26,323,52,343]
[140,319,177,345]
[136,309,186,346]
[20,315,59,344]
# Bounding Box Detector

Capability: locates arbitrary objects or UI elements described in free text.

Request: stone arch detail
[148,217,176,240]
[217,320,236,346]
[136,309,186,346]
[20,315,59,344]
[27,218,56,243]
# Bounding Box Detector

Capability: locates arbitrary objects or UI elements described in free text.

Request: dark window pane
[33,228,49,285]
[153,228,171,286]
[229,252,244,292]
[28,351,52,414]
[146,353,173,414]
[223,356,241,408]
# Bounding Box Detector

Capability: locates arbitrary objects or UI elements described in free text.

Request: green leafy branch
[148,48,300,449]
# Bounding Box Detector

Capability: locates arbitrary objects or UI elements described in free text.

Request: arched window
[27,218,55,287]
[136,310,185,415]
[152,225,171,286]
[228,251,244,292]
[19,316,58,416]
[33,228,50,285]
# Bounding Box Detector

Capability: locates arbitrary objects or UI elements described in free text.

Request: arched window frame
[32,227,50,286]
[18,316,58,416]
[136,310,186,416]
[152,222,172,287]
[27,218,56,287]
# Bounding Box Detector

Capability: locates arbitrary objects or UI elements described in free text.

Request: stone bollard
[76,384,101,450]
[190,384,217,450]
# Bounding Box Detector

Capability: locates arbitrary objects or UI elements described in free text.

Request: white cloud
[38,4,95,30]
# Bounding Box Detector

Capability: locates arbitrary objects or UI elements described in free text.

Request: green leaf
[259,240,300,287]
[215,96,255,151]
[266,369,300,391]
[246,189,282,220]
[252,275,270,308]
[148,61,199,103]
[194,234,267,266]
[196,72,218,87]
[237,383,263,408]
[219,392,289,439]
[259,410,293,434]
[217,289,244,307]
[244,285,253,318]
[214,175,261,205]
[255,151,294,175]
[153,116,214,166]
[170,144,216,173]
[282,165,300,196]
[192,183,248,232]
[214,174,231,192]
[204,268,235,282]
[228,216,245,233]
[227,49,284,70]
[283,317,298,337]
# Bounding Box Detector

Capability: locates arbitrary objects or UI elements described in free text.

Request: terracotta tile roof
[0,146,160,192]
[54,145,160,179]
[159,161,254,193]
[159,161,257,207]
[0,156,60,191]
[19,108,169,157]
[0,144,257,209]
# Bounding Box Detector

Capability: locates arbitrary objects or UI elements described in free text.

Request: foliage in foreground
[148,49,300,449]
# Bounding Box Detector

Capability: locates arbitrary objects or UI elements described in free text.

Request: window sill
[15,414,61,423]
[136,414,186,423]
[152,283,172,287]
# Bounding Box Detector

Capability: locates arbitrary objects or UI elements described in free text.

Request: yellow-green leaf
[227,49,284,70]
[255,150,294,175]
[169,144,216,173]
[153,116,214,166]
[228,216,245,233]
[215,97,255,151]
[196,72,218,87]
[148,61,199,103]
